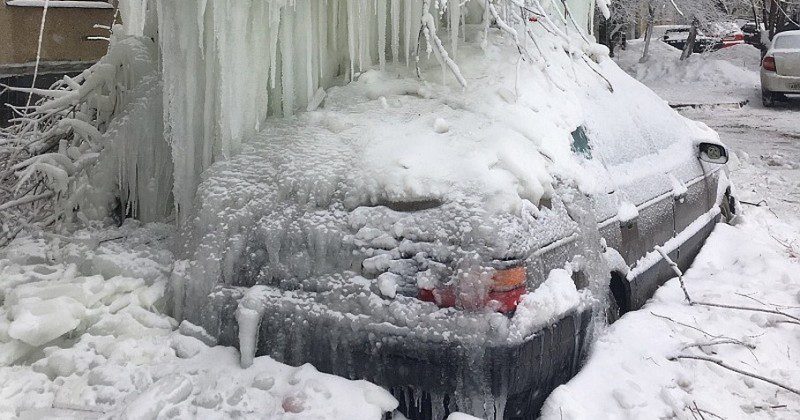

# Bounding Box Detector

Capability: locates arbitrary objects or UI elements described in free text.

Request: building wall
[0,1,115,69]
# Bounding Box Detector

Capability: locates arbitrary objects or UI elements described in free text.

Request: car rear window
[774,34,800,49]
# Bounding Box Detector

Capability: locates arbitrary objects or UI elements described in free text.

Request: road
[680,98,800,220]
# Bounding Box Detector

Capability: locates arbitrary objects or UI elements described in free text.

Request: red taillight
[763,56,776,72]
[418,266,527,313]
[735,34,744,41]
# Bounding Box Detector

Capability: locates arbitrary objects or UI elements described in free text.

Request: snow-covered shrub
[0,28,168,244]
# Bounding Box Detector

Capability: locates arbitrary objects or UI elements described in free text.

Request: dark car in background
[741,22,762,46]
[663,23,744,53]
[663,27,722,53]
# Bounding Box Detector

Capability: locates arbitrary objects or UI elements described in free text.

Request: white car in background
[761,30,800,107]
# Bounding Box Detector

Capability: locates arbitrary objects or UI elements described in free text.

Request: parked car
[709,22,746,48]
[180,33,737,419]
[761,30,800,107]
[741,21,762,46]
[662,26,722,53]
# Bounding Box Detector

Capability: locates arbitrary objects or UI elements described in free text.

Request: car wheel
[720,192,737,224]
[762,89,776,107]
[606,289,621,324]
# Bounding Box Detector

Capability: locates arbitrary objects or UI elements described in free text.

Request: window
[570,126,592,159]
[774,34,800,49]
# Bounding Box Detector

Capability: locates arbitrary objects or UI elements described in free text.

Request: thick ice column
[236,288,268,368]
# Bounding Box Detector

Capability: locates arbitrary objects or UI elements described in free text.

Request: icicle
[268,3,280,90]
[390,0,400,62]
[346,0,357,79]
[280,6,295,116]
[357,0,368,72]
[404,0,413,64]
[302,0,314,104]
[317,0,328,85]
[377,0,387,69]
[449,0,459,58]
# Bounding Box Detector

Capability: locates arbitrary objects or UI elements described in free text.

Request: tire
[762,89,776,107]
[720,192,737,224]
[606,289,621,324]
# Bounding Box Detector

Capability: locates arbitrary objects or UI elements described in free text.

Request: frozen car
[740,21,762,46]
[708,22,746,48]
[175,30,736,419]
[662,27,721,53]
[761,30,800,107]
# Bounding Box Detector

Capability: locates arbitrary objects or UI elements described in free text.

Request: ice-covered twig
[691,301,800,324]
[681,339,756,351]
[655,246,800,323]
[668,0,685,17]
[654,246,692,303]
[418,0,467,87]
[488,2,521,46]
[651,312,757,355]
[0,191,54,212]
[669,354,800,396]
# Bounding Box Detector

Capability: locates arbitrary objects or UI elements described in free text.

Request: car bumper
[185,213,724,419]
[195,284,594,419]
[762,71,800,93]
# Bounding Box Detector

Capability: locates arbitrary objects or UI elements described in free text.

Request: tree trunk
[639,5,655,63]
[680,20,698,61]
[768,0,778,38]
[749,0,760,27]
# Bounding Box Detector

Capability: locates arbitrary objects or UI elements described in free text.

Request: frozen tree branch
[419,0,468,87]
[669,354,800,396]
[655,245,800,323]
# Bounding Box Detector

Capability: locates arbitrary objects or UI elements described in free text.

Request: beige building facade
[1,0,114,70]
[1,1,115,125]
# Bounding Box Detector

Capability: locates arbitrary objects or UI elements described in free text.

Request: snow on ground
[542,211,800,419]
[542,37,800,420]
[614,39,762,105]
[0,221,396,419]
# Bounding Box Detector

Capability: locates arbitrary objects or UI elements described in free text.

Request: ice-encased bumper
[195,284,593,419]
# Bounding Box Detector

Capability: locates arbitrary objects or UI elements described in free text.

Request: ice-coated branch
[418,0,467,87]
[655,245,800,323]
[488,1,521,46]
[669,354,800,396]
[655,246,692,303]
[668,0,685,17]
[691,300,800,324]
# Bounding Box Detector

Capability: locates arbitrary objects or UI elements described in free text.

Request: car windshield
[775,34,800,49]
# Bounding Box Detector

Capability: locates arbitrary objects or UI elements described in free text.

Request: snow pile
[541,208,800,419]
[510,269,582,340]
[615,39,761,104]
[0,223,397,418]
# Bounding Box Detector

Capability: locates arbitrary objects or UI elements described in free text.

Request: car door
[571,126,675,267]
[670,156,715,271]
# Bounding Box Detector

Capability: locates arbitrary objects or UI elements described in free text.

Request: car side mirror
[698,142,729,164]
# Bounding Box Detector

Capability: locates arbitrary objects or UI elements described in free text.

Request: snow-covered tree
[606,0,749,62]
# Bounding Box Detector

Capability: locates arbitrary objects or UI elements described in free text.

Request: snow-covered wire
[26,0,50,111]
